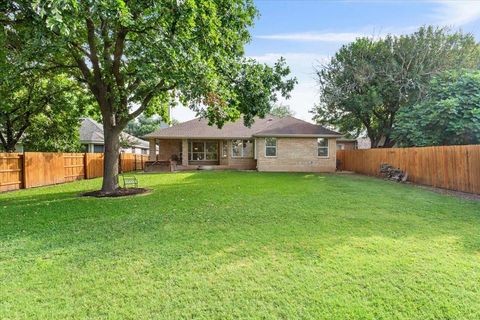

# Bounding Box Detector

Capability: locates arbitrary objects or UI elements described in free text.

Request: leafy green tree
[0,5,92,153]
[21,110,82,152]
[125,114,167,138]
[270,103,295,118]
[393,70,480,146]
[0,72,94,152]
[4,0,296,192]
[312,26,480,147]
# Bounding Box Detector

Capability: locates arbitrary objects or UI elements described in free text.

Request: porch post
[182,139,188,166]
[149,139,157,161]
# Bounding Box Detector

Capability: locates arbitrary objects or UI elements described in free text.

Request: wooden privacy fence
[0,153,23,192]
[337,145,480,194]
[0,152,149,192]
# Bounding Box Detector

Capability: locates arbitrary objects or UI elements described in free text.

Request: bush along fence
[337,145,480,194]
[0,152,149,192]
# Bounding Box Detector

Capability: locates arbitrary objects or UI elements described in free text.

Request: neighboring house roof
[357,137,372,149]
[79,117,105,144]
[79,118,151,149]
[336,137,372,149]
[144,116,342,139]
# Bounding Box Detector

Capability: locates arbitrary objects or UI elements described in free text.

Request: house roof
[79,117,105,144]
[253,117,341,137]
[144,116,342,139]
[79,118,151,149]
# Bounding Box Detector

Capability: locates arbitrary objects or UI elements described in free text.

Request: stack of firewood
[379,163,408,182]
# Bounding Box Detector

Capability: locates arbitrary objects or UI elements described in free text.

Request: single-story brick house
[143,116,342,172]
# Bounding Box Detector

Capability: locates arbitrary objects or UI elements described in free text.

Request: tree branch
[0,131,7,149]
[85,17,102,82]
[126,81,176,122]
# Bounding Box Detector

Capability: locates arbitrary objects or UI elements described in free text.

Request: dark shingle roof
[79,118,104,143]
[144,116,341,139]
[253,116,341,137]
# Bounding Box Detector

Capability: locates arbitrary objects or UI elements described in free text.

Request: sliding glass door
[188,141,218,162]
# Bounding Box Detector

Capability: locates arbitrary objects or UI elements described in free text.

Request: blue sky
[171,0,480,122]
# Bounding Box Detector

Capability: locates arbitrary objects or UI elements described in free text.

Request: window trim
[317,138,329,158]
[231,139,254,158]
[189,140,218,161]
[221,141,228,158]
[265,137,277,157]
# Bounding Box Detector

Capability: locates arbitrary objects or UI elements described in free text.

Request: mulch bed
[82,188,150,198]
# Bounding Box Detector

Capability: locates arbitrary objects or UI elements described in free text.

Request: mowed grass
[1,172,480,319]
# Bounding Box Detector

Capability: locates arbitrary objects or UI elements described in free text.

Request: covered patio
[146,138,256,171]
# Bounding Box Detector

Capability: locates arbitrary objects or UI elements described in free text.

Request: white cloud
[431,0,480,26]
[248,52,329,69]
[254,26,420,43]
[256,32,364,42]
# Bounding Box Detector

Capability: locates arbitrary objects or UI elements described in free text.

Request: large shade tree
[312,26,480,147]
[0,73,89,152]
[393,70,480,146]
[3,0,296,193]
[0,13,90,152]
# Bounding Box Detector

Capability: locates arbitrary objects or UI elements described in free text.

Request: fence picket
[0,152,148,192]
[337,145,480,194]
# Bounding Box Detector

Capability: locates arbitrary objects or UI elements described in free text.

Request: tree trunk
[0,134,19,153]
[101,125,122,193]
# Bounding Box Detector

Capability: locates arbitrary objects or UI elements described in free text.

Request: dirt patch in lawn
[81,188,150,198]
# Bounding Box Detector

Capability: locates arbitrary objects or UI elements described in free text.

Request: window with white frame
[265,137,277,157]
[231,140,253,158]
[317,138,329,157]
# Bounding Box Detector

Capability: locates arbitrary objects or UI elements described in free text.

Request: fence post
[21,153,26,189]
[83,153,88,179]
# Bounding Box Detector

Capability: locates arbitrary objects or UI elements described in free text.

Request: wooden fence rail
[0,152,149,192]
[337,145,480,194]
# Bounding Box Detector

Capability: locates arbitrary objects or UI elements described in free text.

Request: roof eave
[253,134,343,138]
[142,135,254,140]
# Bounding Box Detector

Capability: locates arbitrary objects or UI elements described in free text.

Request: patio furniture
[121,173,138,188]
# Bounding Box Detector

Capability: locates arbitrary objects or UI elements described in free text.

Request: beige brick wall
[256,137,336,172]
[219,140,256,170]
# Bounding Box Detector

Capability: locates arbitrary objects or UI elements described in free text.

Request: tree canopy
[393,70,480,147]
[125,114,167,138]
[3,0,296,192]
[0,17,91,152]
[312,26,480,147]
[269,103,295,118]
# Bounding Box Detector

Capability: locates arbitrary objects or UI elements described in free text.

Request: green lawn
[1,172,480,319]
